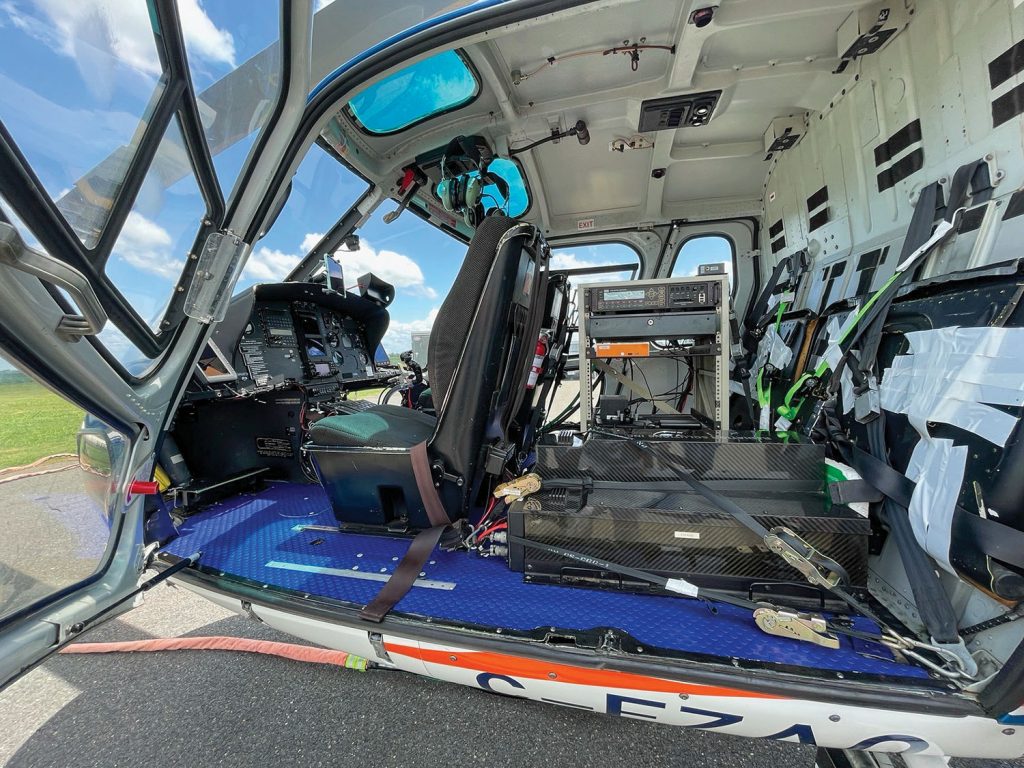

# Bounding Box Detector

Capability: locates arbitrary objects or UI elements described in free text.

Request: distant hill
[0,369,31,385]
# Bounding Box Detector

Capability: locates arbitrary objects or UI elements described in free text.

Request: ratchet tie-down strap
[542,437,977,678]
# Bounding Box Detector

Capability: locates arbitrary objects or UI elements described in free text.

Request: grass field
[0,378,391,471]
[349,387,386,402]
[0,380,82,470]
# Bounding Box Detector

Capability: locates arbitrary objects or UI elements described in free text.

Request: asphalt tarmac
[0,584,819,768]
[2,584,1023,768]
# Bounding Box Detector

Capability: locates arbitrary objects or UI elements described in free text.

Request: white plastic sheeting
[877,326,1024,570]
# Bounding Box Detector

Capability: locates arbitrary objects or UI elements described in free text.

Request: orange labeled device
[593,342,650,358]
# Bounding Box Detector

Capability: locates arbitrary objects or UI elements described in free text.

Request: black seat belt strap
[360,524,450,623]
[410,440,451,527]
[844,442,1024,571]
[360,441,455,623]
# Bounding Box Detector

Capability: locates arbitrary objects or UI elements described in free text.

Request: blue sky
[0,0,730,364]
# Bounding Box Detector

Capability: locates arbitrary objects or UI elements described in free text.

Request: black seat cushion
[309,404,436,448]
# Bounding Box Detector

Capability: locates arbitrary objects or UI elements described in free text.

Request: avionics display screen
[603,289,645,301]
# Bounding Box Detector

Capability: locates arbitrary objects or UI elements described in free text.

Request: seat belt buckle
[753,606,840,649]
[764,526,844,589]
[853,374,881,424]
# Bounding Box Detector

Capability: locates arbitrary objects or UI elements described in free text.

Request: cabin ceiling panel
[662,153,765,204]
[534,127,652,215]
[701,12,850,70]
[493,0,683,106]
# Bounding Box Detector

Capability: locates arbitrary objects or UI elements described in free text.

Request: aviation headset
[437,172,484,227]
[436,135,504,228]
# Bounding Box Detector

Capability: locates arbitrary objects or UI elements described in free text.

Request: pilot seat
[305,214,548,530]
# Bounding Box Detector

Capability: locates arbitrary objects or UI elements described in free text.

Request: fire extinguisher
[526,332,549,390]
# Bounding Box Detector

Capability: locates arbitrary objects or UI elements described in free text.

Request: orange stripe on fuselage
[384,643,780,699]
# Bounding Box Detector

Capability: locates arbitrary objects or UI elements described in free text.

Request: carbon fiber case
[508,486,870,597]
[536,432,825,490]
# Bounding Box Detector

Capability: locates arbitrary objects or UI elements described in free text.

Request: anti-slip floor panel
[161,481,930,679]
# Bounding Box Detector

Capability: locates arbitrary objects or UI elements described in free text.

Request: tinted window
[474,158,530,218]
[347,50,479,134]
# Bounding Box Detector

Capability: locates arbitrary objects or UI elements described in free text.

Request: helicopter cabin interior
[107,0,1024,704]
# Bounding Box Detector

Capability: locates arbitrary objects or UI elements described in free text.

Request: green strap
[777,240,935,422]
[754,299,789,426]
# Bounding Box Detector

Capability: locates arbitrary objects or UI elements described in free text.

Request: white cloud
[314,0,336,11]
[550,251,636,302]
[335,241,438,299]
[244,232,438,298]
[112,211,183,280]
[300,232,323,252]
[178,0,236,69]
[4,0,234,89]
[383,307,439,354]
[243,245,301,282]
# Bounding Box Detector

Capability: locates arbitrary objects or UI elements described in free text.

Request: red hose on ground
[59,636,369,670]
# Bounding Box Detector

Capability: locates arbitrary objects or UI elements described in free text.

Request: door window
[182,2,283,192]
[0,350,127,625]
[100,120,208,367]
[0,0,167,248]
[0,1,288,373]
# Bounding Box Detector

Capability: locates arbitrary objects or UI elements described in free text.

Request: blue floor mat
[162,481,929,679]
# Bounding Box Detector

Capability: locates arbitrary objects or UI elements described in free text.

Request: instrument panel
[192,294,389,402]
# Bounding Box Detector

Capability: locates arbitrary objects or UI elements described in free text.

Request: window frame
[0,1,282,371]
[546,238,646,278]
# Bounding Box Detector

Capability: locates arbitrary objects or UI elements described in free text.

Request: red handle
[129,480,160,496]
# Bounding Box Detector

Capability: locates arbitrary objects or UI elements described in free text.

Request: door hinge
[183,230,249,324]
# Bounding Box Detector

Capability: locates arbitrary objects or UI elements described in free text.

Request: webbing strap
[410,440,451,527]
[828,479,882,505]
[755,298,789,429]
[360,442,454,622]
[360,524,449,622]
[776,161,980,423]
[844,442,1024,571]
[745,256,792,340]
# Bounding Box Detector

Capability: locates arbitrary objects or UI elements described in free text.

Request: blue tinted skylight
[348,50,479,134]
[473,158,529,218]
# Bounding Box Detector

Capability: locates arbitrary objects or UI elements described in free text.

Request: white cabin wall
[761,0,1024,308]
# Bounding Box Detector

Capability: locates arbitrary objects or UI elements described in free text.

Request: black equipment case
[509,433,870,602]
